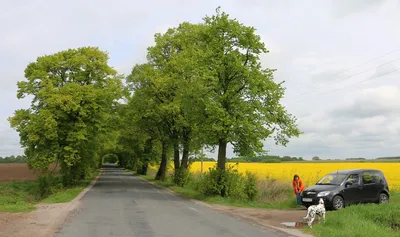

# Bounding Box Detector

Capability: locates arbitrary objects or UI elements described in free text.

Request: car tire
[332,195,344,210]
[378,193,389,204]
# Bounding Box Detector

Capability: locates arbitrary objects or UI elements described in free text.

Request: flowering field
[187,161,400,192]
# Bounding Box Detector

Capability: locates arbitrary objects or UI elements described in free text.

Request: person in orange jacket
[292,174,305,205]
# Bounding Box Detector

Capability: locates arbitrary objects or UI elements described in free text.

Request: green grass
[139,174,298,209]
[390,192,400,204]
[306,203,400,237]
[41,175,96,203]
[0,169,100,212]
[0,181,37,212]
[301,193,400,237]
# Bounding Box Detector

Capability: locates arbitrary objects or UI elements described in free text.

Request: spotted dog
[304,198,326,228]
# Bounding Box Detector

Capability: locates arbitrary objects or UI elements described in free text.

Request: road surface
[54,164,292,237]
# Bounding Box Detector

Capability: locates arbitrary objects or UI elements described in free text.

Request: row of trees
[9,8,301,192]
[228,155,304,163]
[0,155,27,163]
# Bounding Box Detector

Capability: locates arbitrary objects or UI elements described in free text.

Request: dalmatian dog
[303,198,326,228]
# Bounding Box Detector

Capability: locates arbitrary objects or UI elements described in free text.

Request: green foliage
[9,46,123,186]
[140,170,296,209]
[37,175,53,199]
[103,154,118,164]
[0,181,37,212]
[0,170,99,213]
[196,165,258,201]
[122,7,301,185]
[173,166,192,187]
[0,155,27,163]
[194,7,301,169]
[243,171,258,201]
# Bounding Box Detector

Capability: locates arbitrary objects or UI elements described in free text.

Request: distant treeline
[190,155,303,163]
[0,155,27,163]
[376,156,400,160]
[2,154,400,164]
[228,155,303,163]
[190,155,400,163]
[345,158,366,160]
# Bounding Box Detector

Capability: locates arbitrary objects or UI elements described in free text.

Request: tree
[312,156,321,161]
[126,64,173,181]
[144,22,211,172]
[126,23,211,181]
[9,46,123,186]
[198,7,301,170]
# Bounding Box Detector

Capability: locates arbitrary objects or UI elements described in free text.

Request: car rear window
[362,171,384,184]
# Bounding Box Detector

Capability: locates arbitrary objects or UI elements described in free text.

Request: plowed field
[0,163,58,182]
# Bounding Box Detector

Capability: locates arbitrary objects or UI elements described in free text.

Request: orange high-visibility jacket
[292,178,305,195]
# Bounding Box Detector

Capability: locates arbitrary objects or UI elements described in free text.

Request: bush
[173,166,192,187]
[244,171,258,201]
[195,165,257,201]
[37,175,53,199]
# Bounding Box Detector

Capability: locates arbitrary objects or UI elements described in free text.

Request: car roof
[327,168,382,175]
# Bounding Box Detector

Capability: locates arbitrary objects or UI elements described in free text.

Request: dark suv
[300,169,390,210]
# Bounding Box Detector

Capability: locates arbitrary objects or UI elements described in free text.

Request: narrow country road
[54,164,292,237]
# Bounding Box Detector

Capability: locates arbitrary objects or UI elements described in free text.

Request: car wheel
[378,193,389,204]
[332,196,344,210]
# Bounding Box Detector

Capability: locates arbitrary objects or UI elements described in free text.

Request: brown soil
[0,203,69,237]
[199,203,313,237]
[208,203,307,227]
[0,163,59,182]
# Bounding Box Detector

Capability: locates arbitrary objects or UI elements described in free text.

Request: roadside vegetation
[3,5,399,237]
[134,166,297,209]
[0,169,99,212]
[307,195,400,237]
[5,7,300,213]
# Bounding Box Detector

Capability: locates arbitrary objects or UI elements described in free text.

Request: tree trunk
[181,129,190,169]
[173,141,180,171]
[156,139,168,181]
[217,138,227,170]
[138,139,152,175]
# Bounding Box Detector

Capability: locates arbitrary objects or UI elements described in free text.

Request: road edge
[43,168,104,237]
[137,174,313,237]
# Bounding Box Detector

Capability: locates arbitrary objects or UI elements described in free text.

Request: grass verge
[305,202,400,237]
[138,172,298,209]
[300,192,400,237]
[0,169,100,213]
[41,171,100,203]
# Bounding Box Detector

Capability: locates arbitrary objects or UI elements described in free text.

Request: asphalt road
[54,164,292,237]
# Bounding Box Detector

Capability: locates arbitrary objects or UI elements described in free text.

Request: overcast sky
[1,0,400,160]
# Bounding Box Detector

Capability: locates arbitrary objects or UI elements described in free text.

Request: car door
[360,171,380,202]
[343,174,362,205]
[370,170,386,200]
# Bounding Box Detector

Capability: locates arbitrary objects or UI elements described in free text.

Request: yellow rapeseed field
[188,161,400,192]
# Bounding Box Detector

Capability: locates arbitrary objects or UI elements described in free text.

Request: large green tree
[126,64,173,180]
[198,8,301,170]
[9,46,123,185]
[144,22,211,171]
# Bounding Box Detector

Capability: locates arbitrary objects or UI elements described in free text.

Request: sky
[1,0,400,160]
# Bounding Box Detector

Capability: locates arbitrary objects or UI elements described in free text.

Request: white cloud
[1,0,400,160]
